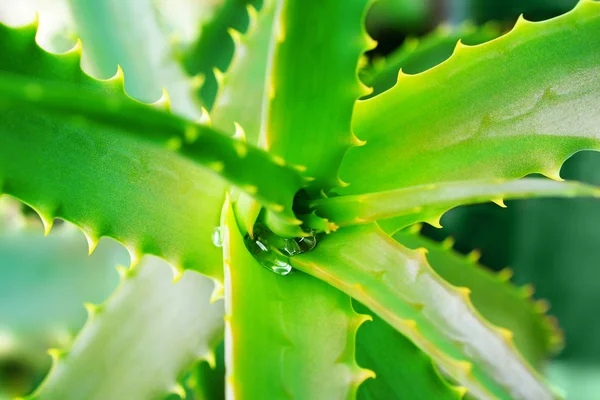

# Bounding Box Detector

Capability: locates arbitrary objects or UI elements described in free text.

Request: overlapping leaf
[221,199,372,399]
[30,258,224,400]
[293,224,555,399]
[340,1,600,196]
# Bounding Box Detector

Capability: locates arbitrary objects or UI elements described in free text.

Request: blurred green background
[1,0,599,398]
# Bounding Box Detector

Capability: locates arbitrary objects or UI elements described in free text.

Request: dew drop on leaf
[242,223,318,275]
[211,227,223,247]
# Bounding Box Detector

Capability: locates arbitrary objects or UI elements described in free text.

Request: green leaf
[221,198,372,399]
[211,0,276,144]
[292,224,555,399]
[362,21,502,98]
[69,0,202,118]
[305,178,600,232]
[394,228,563,368]
[340,0,600,195]
[30,258,224,400]
[0,201,124,334]
[262,0,374,191]
[354,302,464,400]
[0,197,124,398]
[0,21,305,245]
[182,0,260,109]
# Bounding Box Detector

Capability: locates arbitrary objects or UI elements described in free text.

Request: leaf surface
[362,21,501,97]
[31,258,224,400]
[211,0,276,144]
[292,224,555,400]
[262,0,373,191]
[340,1,600,195]
[306,178,600,232]
[394,229,562,368]
[69,0,202,118]
[182,0,260,109]
[221,199,372,399]
[354,301,464,400]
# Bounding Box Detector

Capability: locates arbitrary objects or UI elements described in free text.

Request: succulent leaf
[292,224,555,399]
[0,21,305,249]
[306,178,600,232]
[340,0,600,195]
[29,257,224,400]
[221,199,372,399]
[261,0,374,192]
[69,0,203,119]
[182,0,261,109]
[362,21,502,98]
[211,0,276,144]
[394,229,563,369]
[354,301,464,400]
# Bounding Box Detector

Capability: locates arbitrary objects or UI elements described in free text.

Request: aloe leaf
[362,21,502,98]
[262,0,374,191]
[340,0,600,195]
[211,0,275,144]
[354,302,465,400]
[306,178,600,232]
[182,0,260,109]
[394,228,562,368]
[0,22,305,243]
[221,199,372,399]
[0,0,76,52]
[0,198,124,398]
[68,0,202,119]
[292,224,555,399]
[30,258,224,400]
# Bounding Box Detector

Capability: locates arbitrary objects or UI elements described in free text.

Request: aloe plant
[1,0,600,398]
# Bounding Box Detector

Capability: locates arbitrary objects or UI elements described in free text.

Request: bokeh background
[1,0,598,398]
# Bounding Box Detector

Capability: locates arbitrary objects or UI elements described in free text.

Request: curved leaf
[182,0,260,109]
[305,178,600,232]
[221,199,372,399]
[69,0,202,119]
[362,21,502,97]
[262,0,373,191]
[0,22,305,248]
[31,258,224,400]
[340,0,600,195]
[211,0,276,144]
[292,224,555,400]
[354,301,464,400]
[394,228,563,368]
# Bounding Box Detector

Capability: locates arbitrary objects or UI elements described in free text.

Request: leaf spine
[496,268,513,282]
[191,74,204,90]
[210,278,225,304]
[466,249,481,263]
[491,198,507,208]
[82,230,99,255]
[441,236,455,249]
[198,107,212,126]
[232,121,246,141]
[47,347,67,361]
[212,67,225,85]
[171,264,184,283]
[168,382,186,399]
[152,88,172,111]
[520,284,535,298]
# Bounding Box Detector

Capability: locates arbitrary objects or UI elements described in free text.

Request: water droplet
[212,227,223,247]
[242,223,318,276]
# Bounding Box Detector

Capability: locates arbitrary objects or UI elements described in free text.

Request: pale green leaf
[31,258,224,400]
[293,224,555,399]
